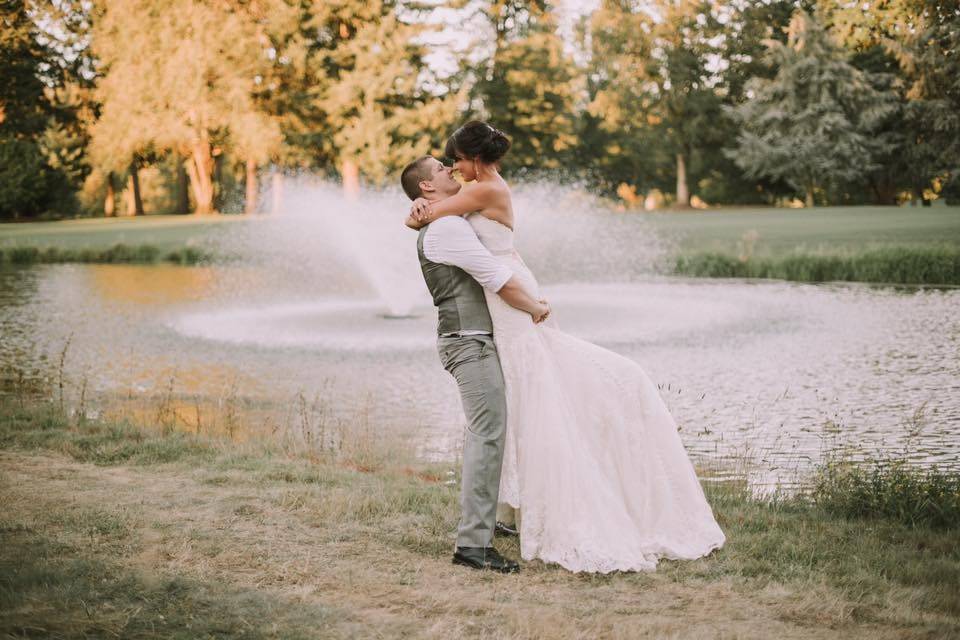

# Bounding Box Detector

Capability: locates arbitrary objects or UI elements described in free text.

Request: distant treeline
[1,0,958,219]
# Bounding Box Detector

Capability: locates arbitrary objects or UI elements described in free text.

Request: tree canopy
[0,0,956,218]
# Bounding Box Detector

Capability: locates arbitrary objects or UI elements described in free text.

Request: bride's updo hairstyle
[444,120,511,164]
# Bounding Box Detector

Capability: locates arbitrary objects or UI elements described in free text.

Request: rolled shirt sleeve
[422,216,514,292]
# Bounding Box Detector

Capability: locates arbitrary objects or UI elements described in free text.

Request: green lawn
[3,206,958,256]
[644,204,960,257]
[0,214,243,251]
[3,206,959,284]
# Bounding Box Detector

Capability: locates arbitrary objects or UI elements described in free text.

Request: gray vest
[417,226,494,335]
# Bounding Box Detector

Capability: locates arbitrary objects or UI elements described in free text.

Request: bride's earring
[473,159,479,180]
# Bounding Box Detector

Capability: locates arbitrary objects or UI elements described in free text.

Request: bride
[407,121,725,573]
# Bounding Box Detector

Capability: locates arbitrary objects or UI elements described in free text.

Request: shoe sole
[452,556,520,574]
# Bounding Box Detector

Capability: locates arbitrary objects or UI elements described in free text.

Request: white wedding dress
[466,213,726,573]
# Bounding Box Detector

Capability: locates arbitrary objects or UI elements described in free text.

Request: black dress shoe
[494,520,519,537]
[452,546,520,573]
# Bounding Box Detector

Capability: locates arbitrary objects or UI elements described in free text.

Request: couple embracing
[400,121,726,574]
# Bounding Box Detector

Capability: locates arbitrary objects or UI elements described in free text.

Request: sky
[421,0,603,78]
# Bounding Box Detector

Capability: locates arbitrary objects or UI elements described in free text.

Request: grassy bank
[673,246,960,286]
[0,214,241,251]
[0,243,214,265]
[1,398,958,638]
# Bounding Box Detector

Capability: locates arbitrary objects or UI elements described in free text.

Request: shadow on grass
[0,520,334,639]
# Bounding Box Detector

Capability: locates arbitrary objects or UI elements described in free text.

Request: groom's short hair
[401,156,434,201]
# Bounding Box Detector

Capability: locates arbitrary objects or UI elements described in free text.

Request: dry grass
[1,399,958,639]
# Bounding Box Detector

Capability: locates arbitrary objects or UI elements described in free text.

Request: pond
[1,187,957,491]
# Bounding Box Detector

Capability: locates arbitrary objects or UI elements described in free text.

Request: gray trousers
[437,334,507,549]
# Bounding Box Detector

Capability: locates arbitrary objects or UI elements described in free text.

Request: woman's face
[451,151,478,182]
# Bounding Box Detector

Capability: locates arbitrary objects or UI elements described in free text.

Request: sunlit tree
[587,0,723,207]
[469,2,580,171]
[90,0,283,214]
[308,0,461,192]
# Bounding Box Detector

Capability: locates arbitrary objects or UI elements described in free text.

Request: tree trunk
[128,158,144,216]
[869,176,898,205]
[271,171,283,215]
[805,186,815,208]
[213,153,223,212]
[675,152,689,208]
[245,158,258,215]
[175,159,190,214]
[188,136,216,215]
[104,171,116,217]
[342,158,359,201]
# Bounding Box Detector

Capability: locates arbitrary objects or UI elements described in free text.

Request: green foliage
[0,0,954,212]
[701,0,801,204]
[727,10,899,207]
[897,2,960,199]
[0,137,50,218]
[474,4,580,171]
[672,245,960,285]
[819,0,959,204]
[90,0,285,212]
[0,135,77,219]
[587,0,725,204]
[0,1,80,218]
[812,454,960,530]
[314,0,461,183]
[0,0,50,139]
[581,0,664,194]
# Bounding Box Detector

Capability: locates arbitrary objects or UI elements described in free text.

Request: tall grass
[673,246,960,285]
[810,454,960,530]
[0,243,213,265]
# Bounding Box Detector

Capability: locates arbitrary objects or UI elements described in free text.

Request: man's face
[423,158,460,198]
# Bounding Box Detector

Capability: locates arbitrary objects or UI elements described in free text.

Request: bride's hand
[532,300,551,324]
[410,197,432,223]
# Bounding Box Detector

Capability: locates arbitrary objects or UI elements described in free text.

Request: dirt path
[0,451,917,639]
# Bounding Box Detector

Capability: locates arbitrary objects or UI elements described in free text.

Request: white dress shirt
[422,216,513,292]
[422,216,514,337]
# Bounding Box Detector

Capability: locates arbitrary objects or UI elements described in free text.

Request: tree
[726,10,897,207]
[884,0,960,203]
[817,0,958,204]
[471,2,580,171]
[313,0,462,191]
[0,0,78,218]
[90,0,283,214]
[699,0,800,205]
[588,0,724,207]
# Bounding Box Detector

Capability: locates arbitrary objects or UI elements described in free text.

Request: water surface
[2,260,956,490]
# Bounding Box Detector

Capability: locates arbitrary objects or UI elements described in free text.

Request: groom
[400,155,546,573]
